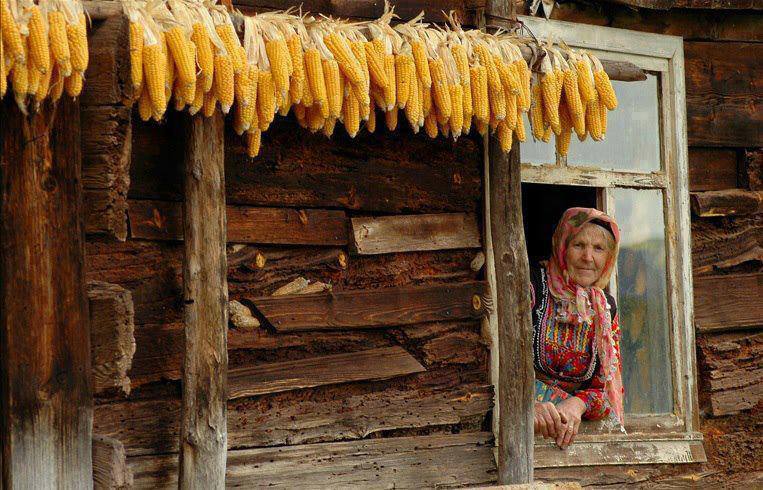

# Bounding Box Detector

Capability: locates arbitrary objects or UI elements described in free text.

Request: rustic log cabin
[1,0,760,488]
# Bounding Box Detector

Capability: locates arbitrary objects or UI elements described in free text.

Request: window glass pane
[613,188,672,414]
[521,74,661,172]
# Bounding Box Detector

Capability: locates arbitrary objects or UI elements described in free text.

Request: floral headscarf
[546,207,624,428]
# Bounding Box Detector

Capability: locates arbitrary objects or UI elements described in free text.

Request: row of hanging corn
[126,1,619,158]
[1,0,88,113]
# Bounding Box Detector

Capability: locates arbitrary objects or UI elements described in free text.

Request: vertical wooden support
[0,98,93,487]
[488,135,534,484]
[178,112,229,488]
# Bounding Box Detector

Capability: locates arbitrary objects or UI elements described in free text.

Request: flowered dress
[530,264,621,421]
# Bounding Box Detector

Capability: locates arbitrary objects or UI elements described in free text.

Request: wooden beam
[694,273,763,332]
[350,213,481,255]
[81,14,132,105]
[603,0,763,9]
[92,435,133,489]
[746,149,763,191]
[249,281,490,332]
[128,433,497,488]
[128,199,348,245]
[178,113,228,489]
[88,281,135,396]
[485,3,535,474]
[228,346,426,399]
[688,148,739,192]
[0,98,93,486]
[535,439,707,467]
[691,215,763,275]
[690,189,763,217]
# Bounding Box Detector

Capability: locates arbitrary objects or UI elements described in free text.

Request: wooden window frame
[489,16,704,468]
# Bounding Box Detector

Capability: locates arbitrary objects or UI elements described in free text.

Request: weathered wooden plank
[250,281,490,332]
[88,281,135,396]
[228,346,425,399]
[178,112,228,488]
[691,215,763,275]
[128,432,497,489]
[85,189,130,241]
[535,439,707,467]
[128,199,348,245]
[747,149,763,191]
[1,97,92,486]
[82,15,132,106]
[93,435,133,489]
[694,273,763,332]
[94,378,491,456]
[605,0,763,8]
[685,42,763,147]
[698,330,763,416]
[688,148,739,192]
[691,189,763,217]
[351,213,481,255]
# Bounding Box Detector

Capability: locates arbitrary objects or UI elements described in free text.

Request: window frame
[494,16,702,468]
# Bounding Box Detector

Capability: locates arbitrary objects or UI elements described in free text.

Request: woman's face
[565,224,612,288]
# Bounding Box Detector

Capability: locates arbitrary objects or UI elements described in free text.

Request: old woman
[530,207,624,449]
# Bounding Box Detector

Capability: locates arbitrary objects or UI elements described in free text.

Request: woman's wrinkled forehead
[567,223,616,249]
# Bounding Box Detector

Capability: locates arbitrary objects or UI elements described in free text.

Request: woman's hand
[534,402,564,441]
[554,397,587,449]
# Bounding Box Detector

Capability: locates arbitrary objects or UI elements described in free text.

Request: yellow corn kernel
[35,55,52,100]
[246,129,261,158]
[449,84,463,139]
[349,41,369,90]
[382,53,396,111]
[192,23,214,93]
[128,22,143,96]
[530,83,545,141]
[515,108,526,142]
[586,100,602,141]
[541,124,552,143]
[420,83,432,117]
[497,120,513,153]
[257,69,276,131]
[161,32,174,92]
[0,43,6,97]
[287,35,304,104]
[234,69,250,107]
[599,100,608,136]
[451,44,468,86]
[505,92,517,131]
[233,100,248,135]
[323,32,363,85]
[240,65,258,126]
[27,64,40,96]
[1,0,25,64]
[49,63,63,101]
[576,57,597,104]
[364,40,388,89]
[142,43,166,114]
[366,98,376,133]
[65,70,83,97]
[266,38,291,99]
[474,44,504,120]
[541,71,559,134]
[322,58,342,119]
[216,24,243,74]
[304,104,322,132]
[563,68,583,117]
[304,48,328,118]
[213,54,234,113]
[343,90,360,138]
[10,57,27,97]
[556,102,572,156]
[188,80,204,115]
[470,65,488,124]
[200,89,216,117]
[318,115,334,137]
[173,79,186,111]
[441,121,451,139]
[475,119,488,136]
[395,54,413,109]
[424,112,438,138]
[49,12,72,76]
[27,6,50,74]
[384,106,398,131]
[404,73,420,132]
[411,40,430,88]
[594,69,617,110]
[494,55,519,96]
[428,58,451,121]
[137,84,152,120]
[165,27,195,88]
[67,13,88,73]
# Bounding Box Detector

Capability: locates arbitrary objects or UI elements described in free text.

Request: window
[495,16,703,467]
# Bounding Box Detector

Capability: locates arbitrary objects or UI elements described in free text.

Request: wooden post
[178,112,229,488]
[0,98,93,487]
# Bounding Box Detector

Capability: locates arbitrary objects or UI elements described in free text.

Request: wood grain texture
[536,439,707,467]
[128,199,348,245]
[691,215,763,275]
[228,346,425,399]
[93,435,133,489]
[604,0,763,8]
[747,149,763,191]
[88,281,135,396]
[0,97,93,487]
[688,148,739,192]
[178,113,228,489]
[250,281,490,332]
[691,189,763,217]
[698,330,763,416]
[128,432,497,489]
[351,213,481,255]
[694,273,763,332]
[81,15,132,105]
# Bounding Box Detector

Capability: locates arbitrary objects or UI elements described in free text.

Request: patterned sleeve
[573,309,622,420]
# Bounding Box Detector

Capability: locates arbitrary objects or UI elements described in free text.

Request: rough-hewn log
[685,42,763,148]
[128,432,497,489]
[691,189,763,217]
[228,346,426,399]
[1,98,92,486]
[82,106,131,240]
[691,215,763,275]
[88,281,135,396]
[747,149,763,191]
[689,148,739,192]
[350,213,481,255]
[535,439,706,467]
[81,14,132,105]
[694,273,763,332]
[128,199,348,245]
[250,281,490,332]
[93,435,133,489]
[603,0,763,9]
[178,113,228,489]
[698,330,763,417]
